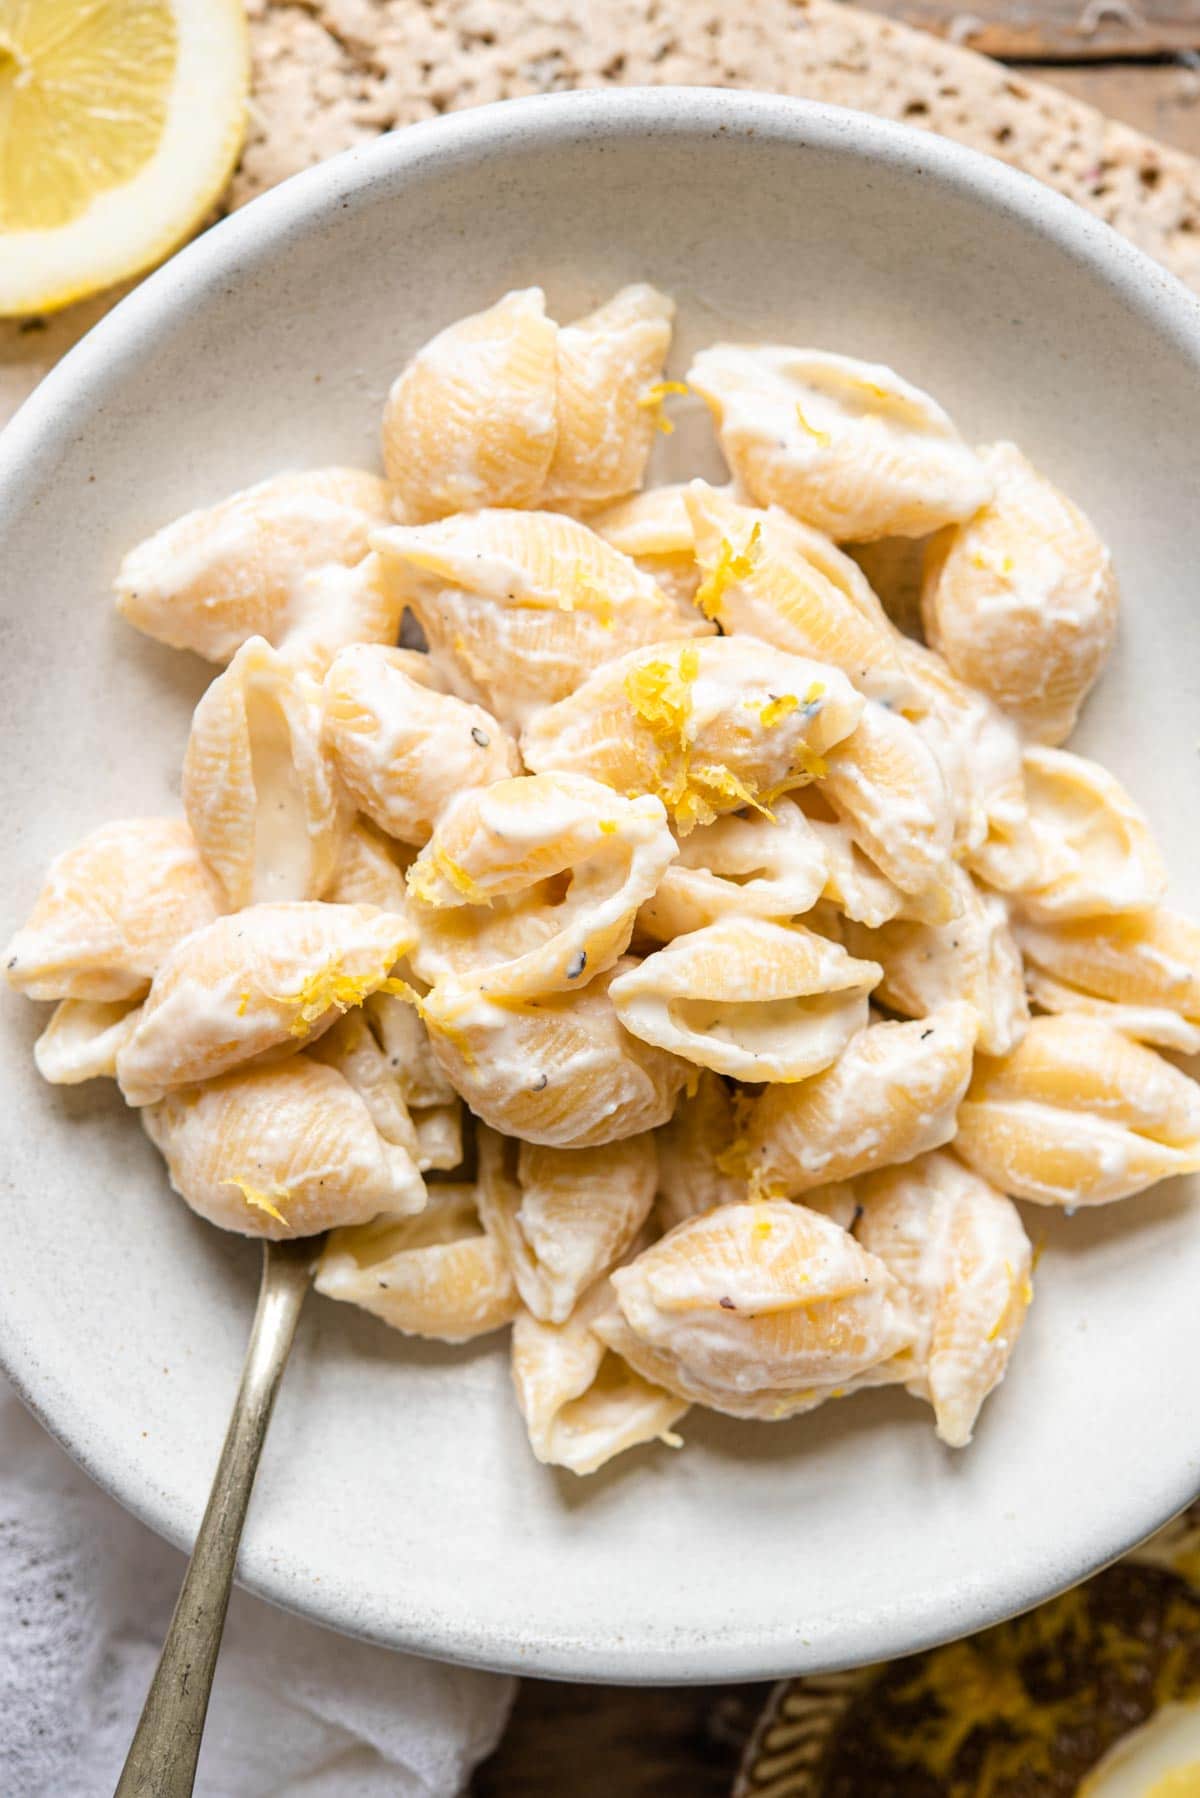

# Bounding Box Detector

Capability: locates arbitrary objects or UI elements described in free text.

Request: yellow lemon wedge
[0,0,248,316]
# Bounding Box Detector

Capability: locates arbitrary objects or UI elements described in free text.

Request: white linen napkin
[0,1377,514,1796]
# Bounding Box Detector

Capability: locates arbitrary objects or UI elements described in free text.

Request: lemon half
[0,0,248,316]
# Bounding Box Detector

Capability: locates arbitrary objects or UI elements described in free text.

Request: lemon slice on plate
[0,0,248,316]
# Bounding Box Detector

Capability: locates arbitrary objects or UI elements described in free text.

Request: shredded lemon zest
[691,764,775,822]
[636,379,689,434]
[791,744,828,781]
[568,560,616,626]
[598,819,619,836]
[224,1178,290,1226]
[694,522,762,621]
[624,642,781,830]
[758,693,799,729]
[273,941,409,1037]
[625,645,699,739]
[407,851,490,908]
[795,402,831,447]
[406,859,442,906]
[379,975,422,1007]
[236,990,251,1018]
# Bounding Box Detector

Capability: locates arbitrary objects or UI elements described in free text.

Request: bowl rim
[3,85,1200,1684]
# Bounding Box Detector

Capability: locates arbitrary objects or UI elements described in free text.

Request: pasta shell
[406,773,676,997]
[316,1185,518,1340]
[420,957,691,1148]
[381,287,558,520]
[819,699,956,903]
[1015,907,1200,1052]
[609,917,881,1083]
[902,638,1036,883]
[144,1054,424,1239]
[684,482,916,707]
[854,1151,1033,1447]
[635,799,828,944]
[955,1013,1200,1205]
[597,1200,916,1419]
[654,1070,743,1231]
[843,866,1029,1056]
[511,1277,688,1476]
[411,1108,464,1174]
[352,989,466,1169]
[5,817,223,1002]
[791,788,907,929]
[322,645,520,845]
[543,284,675,510]
[366,991,458,1110]
[1023,971,1200,1057]
[183,637,346,909]
[686,345,991,541]
[921,442,1119,745]
[477,1125,658,1323]
[591,482,709,621]
[742,1002,978,1197]
[325,817,413,911]
[309,992,464,1172]
[115,468,393,665]
[1012,747,1167,922]
[33,998,142,1085]
[116,901,414,1106]
[371,507,689,729]
[521,635,864,834]
[307,1006,423,1163]
[273,552,408,682]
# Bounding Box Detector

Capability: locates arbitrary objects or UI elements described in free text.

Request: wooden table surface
[472,4,1200,1791]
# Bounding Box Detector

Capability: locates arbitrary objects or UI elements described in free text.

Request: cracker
[235,0,1200,292]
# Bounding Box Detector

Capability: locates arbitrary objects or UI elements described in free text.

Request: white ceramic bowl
[3,88,1200,1685]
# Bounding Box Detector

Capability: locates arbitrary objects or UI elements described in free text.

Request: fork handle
[114,1240,315,1798]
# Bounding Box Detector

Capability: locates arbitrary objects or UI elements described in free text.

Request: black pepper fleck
[531,1073,548,1091]
[920,1027,934,1040]
[718,1296,737,1310]
[470,726,490,747]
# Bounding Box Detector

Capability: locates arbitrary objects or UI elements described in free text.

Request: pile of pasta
[10,283,1200,1476]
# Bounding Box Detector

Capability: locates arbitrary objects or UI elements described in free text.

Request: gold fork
[114,1234,324,1798]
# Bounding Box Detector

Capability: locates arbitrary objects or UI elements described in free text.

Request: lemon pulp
[0,0,246,315]
[0,0,177,231]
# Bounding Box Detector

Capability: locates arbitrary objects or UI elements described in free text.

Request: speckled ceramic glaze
[2,89,1200,1684]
